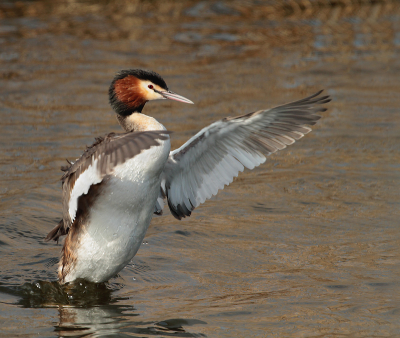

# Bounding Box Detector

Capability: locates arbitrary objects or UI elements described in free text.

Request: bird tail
[45,219,67,243]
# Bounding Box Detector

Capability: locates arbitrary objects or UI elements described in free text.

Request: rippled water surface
[1,0,399,337]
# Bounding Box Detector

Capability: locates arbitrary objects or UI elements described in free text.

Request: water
[0,0,399,336]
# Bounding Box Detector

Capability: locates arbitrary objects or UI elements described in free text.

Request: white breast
[64,137,171,283]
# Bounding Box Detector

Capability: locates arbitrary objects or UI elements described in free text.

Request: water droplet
[35,283,41,289]
[132,277,136,281]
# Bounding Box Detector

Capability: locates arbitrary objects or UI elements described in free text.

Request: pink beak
[160,90,194,104]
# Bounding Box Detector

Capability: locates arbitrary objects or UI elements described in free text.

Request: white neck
[116,113,166,132]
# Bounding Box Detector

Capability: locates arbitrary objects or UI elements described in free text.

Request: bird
[45,69,330,284]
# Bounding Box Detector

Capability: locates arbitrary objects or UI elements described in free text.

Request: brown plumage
[58,181,106,282]
[114,76,147,110]
[45,130,172,242]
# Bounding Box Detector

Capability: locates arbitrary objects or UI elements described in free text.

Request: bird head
[109,69,193,116]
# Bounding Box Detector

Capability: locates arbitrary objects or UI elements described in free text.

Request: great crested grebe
[46,69,330,283]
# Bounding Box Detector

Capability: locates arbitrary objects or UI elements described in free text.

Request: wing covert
[162,90,330,219]
[45,130,171,242]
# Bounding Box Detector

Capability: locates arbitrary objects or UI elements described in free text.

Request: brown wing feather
[45,130,171,242]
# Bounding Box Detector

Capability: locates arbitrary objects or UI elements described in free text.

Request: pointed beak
[159,90,194,104]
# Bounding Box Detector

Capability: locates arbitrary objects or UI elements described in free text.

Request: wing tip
[167,199,193,220]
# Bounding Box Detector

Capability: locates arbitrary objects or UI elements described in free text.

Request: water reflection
[56,305,136,338]
[56,306,206,337]
[0,280,206,337]
[56,308,206,337]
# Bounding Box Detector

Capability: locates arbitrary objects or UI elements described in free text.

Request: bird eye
[148,84,154,89]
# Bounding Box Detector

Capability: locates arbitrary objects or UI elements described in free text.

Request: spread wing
[45,130,171,242]
[161,90,330,219]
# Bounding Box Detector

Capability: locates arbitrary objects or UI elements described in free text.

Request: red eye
[148,84,154,89]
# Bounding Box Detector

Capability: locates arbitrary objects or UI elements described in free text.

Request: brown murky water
[0,0,399,337]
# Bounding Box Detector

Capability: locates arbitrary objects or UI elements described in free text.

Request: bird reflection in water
[9,280,205,337]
